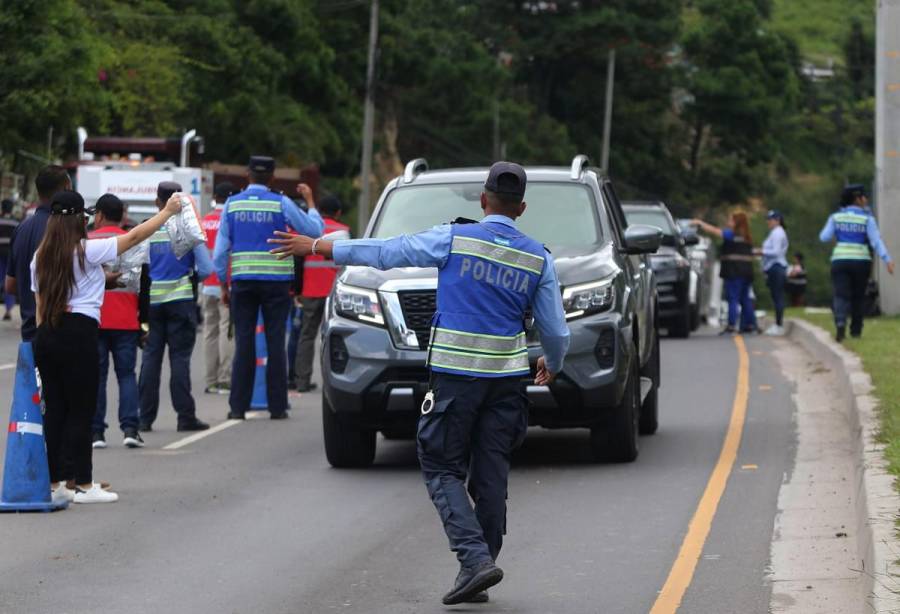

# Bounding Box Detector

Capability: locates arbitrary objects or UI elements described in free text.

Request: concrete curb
[788,318,900,613]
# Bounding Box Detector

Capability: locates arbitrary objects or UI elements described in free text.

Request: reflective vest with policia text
[428,220,545,378]
[225,188,294,282]
[149,230,195,305]
[830,206,872,262]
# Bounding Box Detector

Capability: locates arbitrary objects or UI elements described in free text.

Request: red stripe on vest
[302,217,350,298]
[89,226,140,331]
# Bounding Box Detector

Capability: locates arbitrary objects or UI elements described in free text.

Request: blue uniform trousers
[724,277,756,330]
[138,301,198,427]
[94,329,140,434]
[229,280,291,415]
[417,373,529,567]
[831,259,871,335]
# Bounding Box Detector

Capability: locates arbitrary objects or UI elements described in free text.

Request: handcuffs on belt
[421,390,435,415]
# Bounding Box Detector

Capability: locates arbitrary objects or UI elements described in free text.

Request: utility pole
[600,49,616,175]
[876,0,900,314]
[492,99,501,161]
[357,0,380,234]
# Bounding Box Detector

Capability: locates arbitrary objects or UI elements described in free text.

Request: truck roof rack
[403,158,428,184]
[570,154,590,180]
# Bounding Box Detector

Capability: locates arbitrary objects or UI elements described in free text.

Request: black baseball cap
[485,161,527,200]
[50,191,94,216]
[95,193,124,219]
[766,209,783,221]
[157,181,182,203]
[249,155,275,173]
[841,183,867,205]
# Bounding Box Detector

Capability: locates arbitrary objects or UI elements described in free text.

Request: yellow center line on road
[162,419,242,451]
[649,335,750,614]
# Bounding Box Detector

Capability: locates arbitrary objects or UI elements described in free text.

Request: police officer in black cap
[212,156,324,419]
[269,161,570,605]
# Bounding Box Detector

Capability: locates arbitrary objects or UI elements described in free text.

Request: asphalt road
[0,319,796,614]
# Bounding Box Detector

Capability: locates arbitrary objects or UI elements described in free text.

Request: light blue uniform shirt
[213,184,324,281]
[193,243,215,281]
[332,214,571,374]
[761,225,789,272]
[819,207,893,263]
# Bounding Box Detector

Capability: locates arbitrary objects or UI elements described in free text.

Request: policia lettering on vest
[819,184,894,341]
[269,161,571,606]
[212,156,325,420]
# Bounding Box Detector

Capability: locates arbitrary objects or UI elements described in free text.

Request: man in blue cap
[213,156,324,419]
[820,183,894,340]
[269,161,570,605]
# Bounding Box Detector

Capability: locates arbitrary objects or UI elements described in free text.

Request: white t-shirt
[30,237,119,323]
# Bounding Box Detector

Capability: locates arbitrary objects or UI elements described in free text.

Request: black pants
[295,296,326,387]
[33,313,99,485]
[229,281,292,414]
[417,373,528,567]
[831,259,872,335]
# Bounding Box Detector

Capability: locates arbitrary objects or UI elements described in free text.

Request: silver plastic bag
[111,239,150,293]
[165,194,207,258]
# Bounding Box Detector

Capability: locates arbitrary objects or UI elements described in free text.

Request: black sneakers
[295,381,317,393]
[177,419,210,432]
[91,432,107,449]
[226,411,246,420]
[442,561,503,605]
[123,429,145,449]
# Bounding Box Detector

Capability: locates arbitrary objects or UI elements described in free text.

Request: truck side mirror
[623,225,662,255]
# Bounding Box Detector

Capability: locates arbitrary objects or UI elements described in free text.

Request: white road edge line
[162,419,242,451]
[0,362,16,371]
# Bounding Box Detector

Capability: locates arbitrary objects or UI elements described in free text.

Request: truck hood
[338,241,620,290]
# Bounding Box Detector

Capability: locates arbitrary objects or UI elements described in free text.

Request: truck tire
[669,305,691,339]
[322,396,376,468]
[639,332,659,435]
[590,345,640,463]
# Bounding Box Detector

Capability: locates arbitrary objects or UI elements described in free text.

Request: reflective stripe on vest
[150,275,193,305]
[226,200,282,213]
[429,326,529,376]
[832,243,871,260]
[230,251,294,278]
[450,236,544,275]
[431,327,526,355]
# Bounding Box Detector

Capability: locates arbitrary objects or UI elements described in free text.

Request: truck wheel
[669,306,691,339]
[590,346,639,463]
[639,333,659,435]
[322,396,376,468]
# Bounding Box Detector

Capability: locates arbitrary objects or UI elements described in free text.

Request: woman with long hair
[32,190,182,505]
[693,211,757,334]
[759,210,789,335]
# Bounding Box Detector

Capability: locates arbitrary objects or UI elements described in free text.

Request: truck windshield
[371,182,601,248]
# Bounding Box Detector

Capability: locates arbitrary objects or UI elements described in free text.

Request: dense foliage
[0,0,877,304]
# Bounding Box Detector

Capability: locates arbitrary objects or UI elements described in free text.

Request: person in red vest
[89,194,149,449]
[294,195,350,392]
[200,182,236,394]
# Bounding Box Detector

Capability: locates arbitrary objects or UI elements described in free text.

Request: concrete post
[876,0,900,313]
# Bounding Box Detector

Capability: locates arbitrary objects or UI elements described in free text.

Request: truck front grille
[398,290,436,350]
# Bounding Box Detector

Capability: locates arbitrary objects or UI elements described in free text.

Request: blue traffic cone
[251,310,267,409]
[0,343,66,512]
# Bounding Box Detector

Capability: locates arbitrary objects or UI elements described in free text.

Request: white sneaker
[74,483,119,504]
[51,483,75,505]
[764,324,785,336]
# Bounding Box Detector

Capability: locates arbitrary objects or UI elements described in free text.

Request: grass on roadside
[788,308,900,483]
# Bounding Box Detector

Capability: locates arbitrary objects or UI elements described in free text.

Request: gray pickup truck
[319,156,662,467]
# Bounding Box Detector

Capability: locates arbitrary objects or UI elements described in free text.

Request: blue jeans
[724,277,756,330]
[765,264,787,326]
[229,281,292,415]
[93,329,140,434]
[138,301,198,427]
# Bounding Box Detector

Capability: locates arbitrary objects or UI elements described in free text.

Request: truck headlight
[334,283,384,326]
[562,279,616,320]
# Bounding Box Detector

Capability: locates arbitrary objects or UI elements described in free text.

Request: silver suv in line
[319,156,662,467]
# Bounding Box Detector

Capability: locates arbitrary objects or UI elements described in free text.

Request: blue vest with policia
[149,230,195,305]
[429,220,545,378]
[225,187,294,282]
[830,206,871,262]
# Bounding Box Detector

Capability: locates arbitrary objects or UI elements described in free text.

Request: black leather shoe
[296,382,317,393]
[270,411,289,420]
[442,561,503,605]
[836,326,846,342]
[227,411,245,420]
[138,422,153,433]
[177,419,210,432]
[465,591,489,603]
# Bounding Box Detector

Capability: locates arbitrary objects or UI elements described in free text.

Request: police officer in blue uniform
[269,162,570,605]
[213,156,324,419]
[820,183,894,341]
[139,181,215,432]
